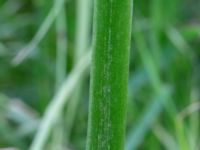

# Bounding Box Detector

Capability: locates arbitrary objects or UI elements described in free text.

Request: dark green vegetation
[0,0,200,150]
[86,0,132,149]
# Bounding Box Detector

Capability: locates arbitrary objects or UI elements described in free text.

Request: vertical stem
[150,0,162,68]
[86,0,133,149]
[55,6,67,89]
[52,1,67,149]
[34,0,53,113]
[74,0,91,62]
[65,0,91,141]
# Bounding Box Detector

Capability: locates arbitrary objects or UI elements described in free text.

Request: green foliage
[0,0,199,150]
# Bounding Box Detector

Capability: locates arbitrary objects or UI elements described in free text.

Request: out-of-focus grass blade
[12,0,65,65]
[6,100,38,125]
[125,86,171,150]
[188,89,200,150]
[153,125,178,150]
[133,20,161,92]
[53,1,68,149]
[55,4,68,89]
[177,89,200,150]
[65,0,92,141]
[178,102,200,119]
[166,27,191,55]
[0,95,27,149]
[175,118,190,150]
[29,51,91,150]
[128,69,148,96]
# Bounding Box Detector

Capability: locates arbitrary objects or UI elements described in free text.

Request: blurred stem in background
[55,4,67,90]
[65,0,92,143]
[188,89,200,150]
[150,0,162,67]
[126,19,171,150]
[126,86,171,150]
[35,0,53,113]
[12,0,65,65]
[51,0,68,149]
[29,51,91,150]
[125,1,191,146]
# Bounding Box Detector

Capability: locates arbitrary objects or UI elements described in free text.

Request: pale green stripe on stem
[86,0,133,149]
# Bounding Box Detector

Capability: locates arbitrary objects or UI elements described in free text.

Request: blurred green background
[0,0,200,150]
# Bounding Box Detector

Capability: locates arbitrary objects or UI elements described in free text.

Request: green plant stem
[86,0,133,149]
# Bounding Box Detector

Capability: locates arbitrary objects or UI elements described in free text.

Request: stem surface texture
[87,0,133,149]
